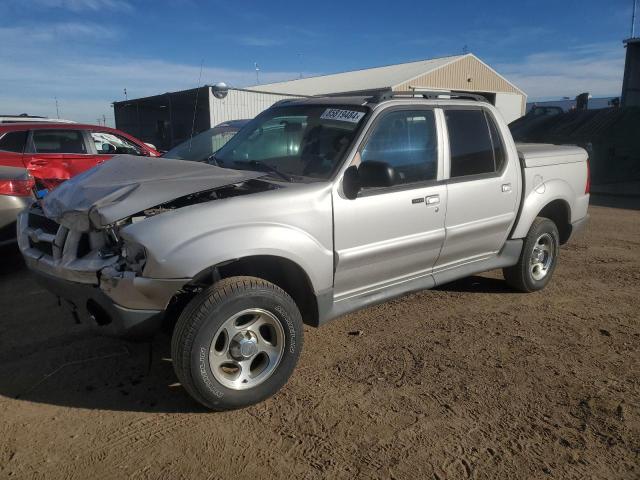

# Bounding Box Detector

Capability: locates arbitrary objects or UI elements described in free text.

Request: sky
[0,0,635,125]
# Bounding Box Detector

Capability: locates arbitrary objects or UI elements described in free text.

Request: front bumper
[24,256,188,337]
[32,268,165,338]
[18,208,189,338]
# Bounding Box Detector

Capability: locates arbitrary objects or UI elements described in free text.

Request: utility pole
[55,97,59,119]
[632,0,638,37]
[102,114,106,126]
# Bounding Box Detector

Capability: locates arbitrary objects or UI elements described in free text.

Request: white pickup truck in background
[19,92,590,409]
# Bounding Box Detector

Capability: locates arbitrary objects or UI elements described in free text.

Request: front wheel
[503,217,560,292]
[171,276,303,410]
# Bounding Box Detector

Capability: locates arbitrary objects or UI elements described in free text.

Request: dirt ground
[0,198,638,479]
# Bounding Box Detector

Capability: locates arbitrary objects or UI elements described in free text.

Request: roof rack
[365,89,488,103]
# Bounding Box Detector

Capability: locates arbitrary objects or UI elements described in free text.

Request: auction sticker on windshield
[320,108,366,123]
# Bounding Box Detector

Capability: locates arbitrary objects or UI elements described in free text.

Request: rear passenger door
[24,129,96,188]
[435,107,519,270]
[333,108,447,299]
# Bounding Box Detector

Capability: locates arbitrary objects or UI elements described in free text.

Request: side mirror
[101,143,116,153]
[342,160,397,200]
[359,160,397,188]
[342,165,360,199]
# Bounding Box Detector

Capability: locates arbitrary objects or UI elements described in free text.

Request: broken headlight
[120,241,147,274]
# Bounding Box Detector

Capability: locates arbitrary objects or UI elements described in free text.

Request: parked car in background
[0,114,75,124]
[0,165,33,247]
[0,123,160,191]
[162,120,249,162]
[0,123,159,244]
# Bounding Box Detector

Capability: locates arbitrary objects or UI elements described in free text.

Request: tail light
[0,176,35,197]
[585,158,591,194]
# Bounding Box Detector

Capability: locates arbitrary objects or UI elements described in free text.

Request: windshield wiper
[234,160,293,182]
[206,154,222,166]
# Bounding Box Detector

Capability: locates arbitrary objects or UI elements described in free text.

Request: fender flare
[511,178,574,239]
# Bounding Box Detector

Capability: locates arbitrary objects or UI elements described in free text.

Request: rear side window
[0,131,28,153]
[361,110,438,185]
[446,109,495,177]
[32,130,87,154]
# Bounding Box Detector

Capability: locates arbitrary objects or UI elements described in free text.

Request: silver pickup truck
[18,93,589,410]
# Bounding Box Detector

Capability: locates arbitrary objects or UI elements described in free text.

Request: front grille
[76,233,91,258]
[28,210,60,235]
[23,207,112,263]
[26,208,62,258]
[31,239,54,256]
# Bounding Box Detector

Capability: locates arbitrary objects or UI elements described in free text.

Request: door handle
[31,160,48,166]
[501,183,512,193]
[426,194,440,205]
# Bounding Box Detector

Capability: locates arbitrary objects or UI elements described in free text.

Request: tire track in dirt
[87,414,196,476]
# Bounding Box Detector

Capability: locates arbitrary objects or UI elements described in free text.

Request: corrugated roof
[253,55,466,95]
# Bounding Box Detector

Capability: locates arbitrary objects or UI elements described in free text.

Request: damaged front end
[17,203,186,337]
[17,156,273,337]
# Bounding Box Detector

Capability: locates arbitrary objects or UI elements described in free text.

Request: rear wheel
[503,217,560,292]
[171,276,303,410]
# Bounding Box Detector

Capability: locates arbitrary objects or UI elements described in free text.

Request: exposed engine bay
[133,179,278,221]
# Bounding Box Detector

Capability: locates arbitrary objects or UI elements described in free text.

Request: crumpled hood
[43,155,264,231]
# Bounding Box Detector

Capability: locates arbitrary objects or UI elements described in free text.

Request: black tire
[171,276,303,410]
[503,217,560,293]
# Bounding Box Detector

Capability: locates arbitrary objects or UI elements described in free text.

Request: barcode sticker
[320,108,365,123]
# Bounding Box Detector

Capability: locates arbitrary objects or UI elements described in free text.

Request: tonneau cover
[516,143,588,168]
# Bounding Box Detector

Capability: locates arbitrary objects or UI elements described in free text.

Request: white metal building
[254,53,527,123]
[114,53,526,149]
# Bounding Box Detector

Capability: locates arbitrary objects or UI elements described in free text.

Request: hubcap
[208,308,285,390]
[530,233,555,281]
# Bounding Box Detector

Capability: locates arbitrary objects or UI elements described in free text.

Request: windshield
[214,105,369,180]
[162,123,246,161]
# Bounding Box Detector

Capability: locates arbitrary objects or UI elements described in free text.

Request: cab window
[445,109,504,177]
[361,110,438,185]
[32,130,87,154]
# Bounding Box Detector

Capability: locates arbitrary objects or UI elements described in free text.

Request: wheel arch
[511,179,574,244]
[167,255,320,328]
[537,199,571,244]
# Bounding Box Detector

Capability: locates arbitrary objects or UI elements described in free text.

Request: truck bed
[510,142,590,239]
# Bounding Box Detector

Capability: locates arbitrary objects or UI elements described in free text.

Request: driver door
[332,108,447,300]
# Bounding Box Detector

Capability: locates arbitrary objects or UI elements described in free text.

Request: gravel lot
[0,200,638,479]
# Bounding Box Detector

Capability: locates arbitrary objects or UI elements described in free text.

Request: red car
[0,123,160,191]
